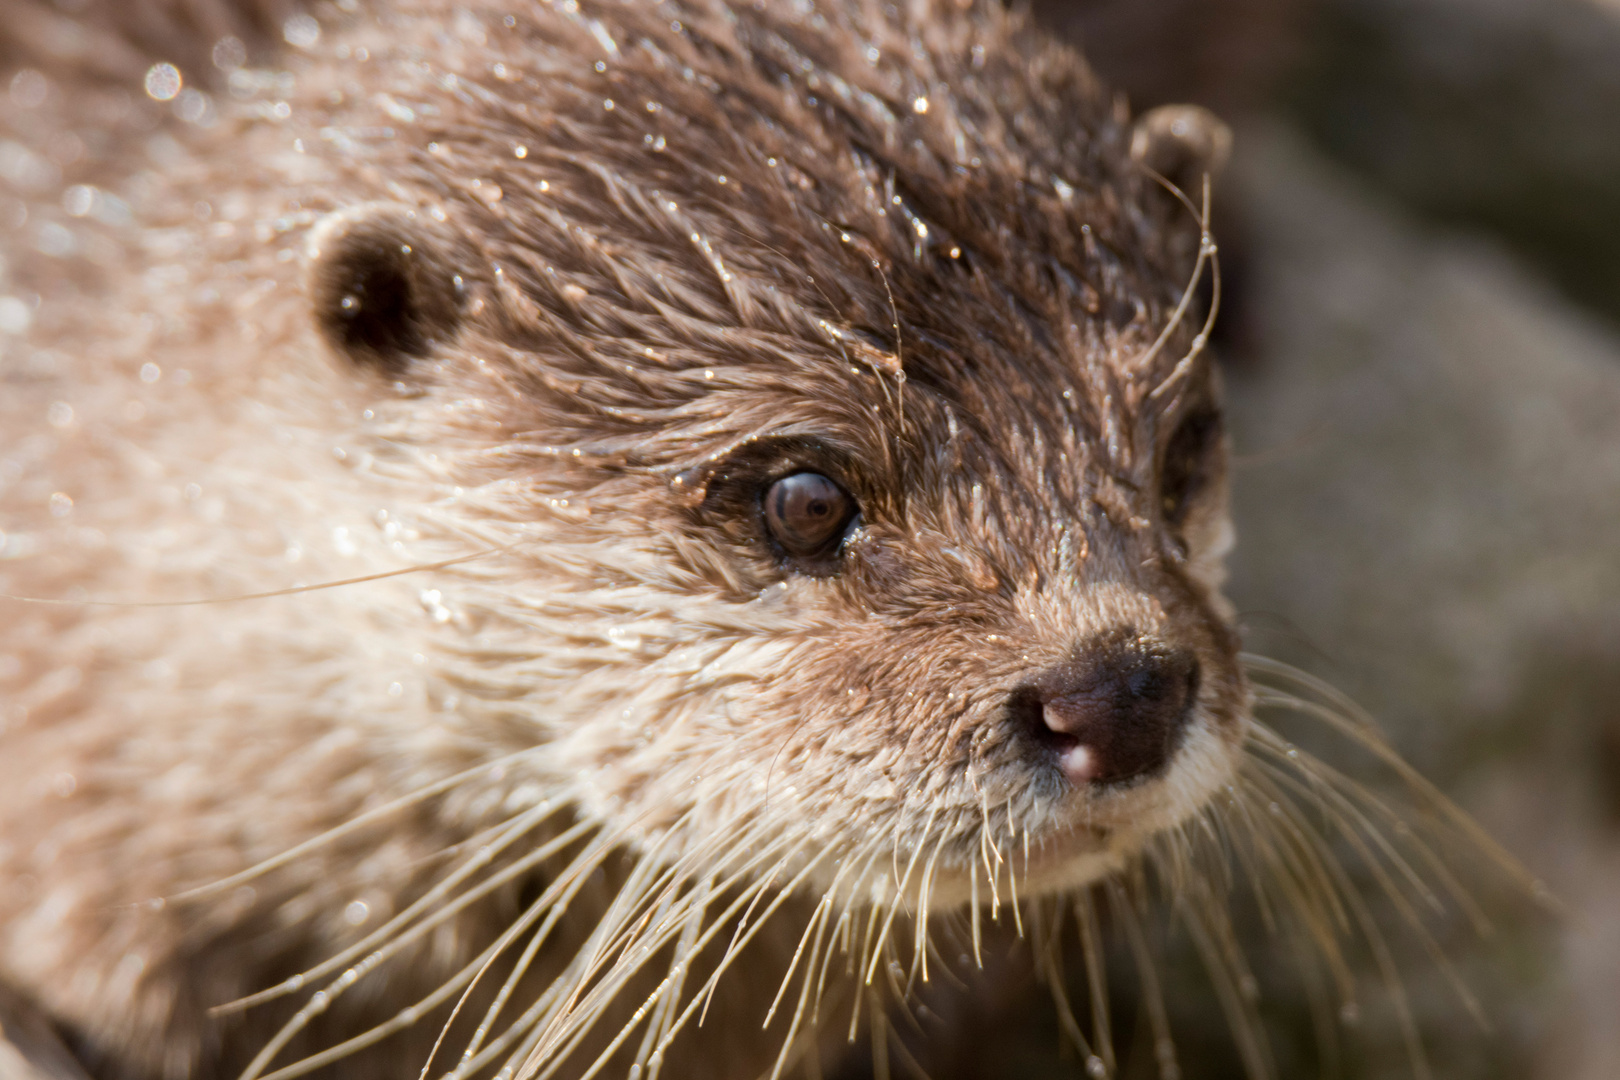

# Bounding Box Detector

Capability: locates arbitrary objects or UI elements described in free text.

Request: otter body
[0,3,1256,1078]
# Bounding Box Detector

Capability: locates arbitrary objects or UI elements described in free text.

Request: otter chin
[0,2,1504,1079]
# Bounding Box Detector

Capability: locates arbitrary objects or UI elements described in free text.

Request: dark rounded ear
[1130,105,1233,201]
[305,203,466,376]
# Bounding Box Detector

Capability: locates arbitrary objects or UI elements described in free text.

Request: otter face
[655,336,1243,904]
[295,1,1243,913]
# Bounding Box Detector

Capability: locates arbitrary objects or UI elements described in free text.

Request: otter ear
[305,203,467,376]
[1130,105,1233,201]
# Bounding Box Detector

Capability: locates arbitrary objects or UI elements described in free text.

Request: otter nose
[1035,648,1199,786]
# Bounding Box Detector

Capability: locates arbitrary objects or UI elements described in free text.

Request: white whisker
[176,751,546,906]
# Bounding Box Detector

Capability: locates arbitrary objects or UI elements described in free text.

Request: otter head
[301,1,1239,909]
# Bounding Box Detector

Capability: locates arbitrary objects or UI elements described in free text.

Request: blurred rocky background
[1032,0,1620,1078]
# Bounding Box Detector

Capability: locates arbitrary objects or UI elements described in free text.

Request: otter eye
[1159,409,1222,528]
[763,472,856,563]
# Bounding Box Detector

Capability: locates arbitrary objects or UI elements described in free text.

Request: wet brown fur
[0,2,1261,1078]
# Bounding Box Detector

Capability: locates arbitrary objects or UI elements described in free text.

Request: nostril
[1009,685,1074,754]
[1023,649,1199,787]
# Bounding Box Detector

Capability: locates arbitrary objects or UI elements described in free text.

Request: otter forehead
[315,0,1197,443]
[312,1,1212,557]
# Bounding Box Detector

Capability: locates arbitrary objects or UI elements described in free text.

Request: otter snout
[1023,645,1200,787]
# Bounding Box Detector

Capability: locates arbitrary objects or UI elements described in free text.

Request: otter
[0,2,1510,1079]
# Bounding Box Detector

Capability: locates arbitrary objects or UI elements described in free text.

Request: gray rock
[1292,0,1620,322]
[1225,123,1620,1080]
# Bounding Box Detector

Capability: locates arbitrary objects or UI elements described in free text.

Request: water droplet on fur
[283,14,321,48]
[63,186,93,218]
[0,296,31,335]
[10,69,47,108]
[606,625,642,652]
[1339,1001,1360,1026]
[1086,1056,1107,1078]
[376,94,415,123]
[212,35,246,71]
[145,63,182,102]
